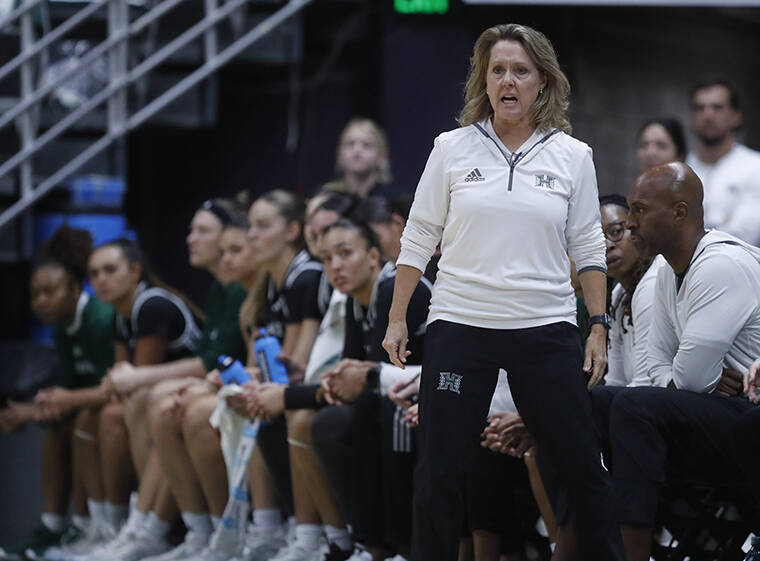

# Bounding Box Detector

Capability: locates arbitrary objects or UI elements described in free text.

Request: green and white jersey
[196,281,248,371]
[52,292,115,389]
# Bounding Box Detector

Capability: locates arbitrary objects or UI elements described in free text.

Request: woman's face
[320,227,378,297]
[337,123,385,177]
[305,208,341,257]
[486,40,546,128]
[601,204,639,282]
[88,246,139,305]
[220,227,257,283]
[368,215,405,262]
[186,210,224,269]
[247,200,297,267]
[30,265,78,325]
[636,123,680,171]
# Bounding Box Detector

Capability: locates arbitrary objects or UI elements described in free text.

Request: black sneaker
[320,543,352,561]
[0,524,64,561]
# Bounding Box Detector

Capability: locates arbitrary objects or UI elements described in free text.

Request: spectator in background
[636,118,686,172]
[600,194,666,387]
[0,227,114,561]
[321,118,406,199]
[686,79,760,244]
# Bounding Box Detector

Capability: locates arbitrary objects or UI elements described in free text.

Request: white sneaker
[77,522,139,561]
[140,531,210,561]
[345,545,372,561]
[44,524,116,561]
[229,524,287,561]
[383,556,408,561]
[270,541,322,561]
[180,545,236,561]
[110,531,171,561]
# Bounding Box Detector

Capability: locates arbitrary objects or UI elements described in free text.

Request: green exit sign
[394,0,448,14]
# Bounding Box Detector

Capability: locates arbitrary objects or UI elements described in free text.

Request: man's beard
[698,131,728,147]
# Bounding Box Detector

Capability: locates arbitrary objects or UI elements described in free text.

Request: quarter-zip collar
[474,119,561,191]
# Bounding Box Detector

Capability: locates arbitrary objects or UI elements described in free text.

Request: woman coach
[383,23,624,561]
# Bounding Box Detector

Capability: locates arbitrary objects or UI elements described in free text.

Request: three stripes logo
[464,168,485,182]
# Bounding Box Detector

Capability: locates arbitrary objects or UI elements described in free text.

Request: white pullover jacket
[398,120,606,330]
[648,230,760,392]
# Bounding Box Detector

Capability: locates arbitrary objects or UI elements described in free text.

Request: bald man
[597,163,760,561]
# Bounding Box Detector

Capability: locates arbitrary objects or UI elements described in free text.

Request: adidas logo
[464,168,485,182]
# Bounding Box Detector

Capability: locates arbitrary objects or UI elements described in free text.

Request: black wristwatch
[588,313,612,330]
[366,365,381,391]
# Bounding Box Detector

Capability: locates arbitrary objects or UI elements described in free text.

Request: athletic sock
[142,513,170,541]
[252,508,281,530]
[86,500,106,527]
[104,502,129,531]
[293,524,321,550]
[180,512,212,539]
[125,508,149,533]
[323,525,352,552]
[71,515,90,531]
[40,513,66,533]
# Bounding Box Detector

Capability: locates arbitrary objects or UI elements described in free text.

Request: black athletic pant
[412,320,624,561]
[311,404,354,522]
[598,386,756,527]
[257,415,294,515]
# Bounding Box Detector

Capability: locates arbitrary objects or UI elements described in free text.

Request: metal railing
[0,0,312,233]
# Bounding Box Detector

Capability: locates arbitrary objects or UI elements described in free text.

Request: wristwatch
[588,313,612,330]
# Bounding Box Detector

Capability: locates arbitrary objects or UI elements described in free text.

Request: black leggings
[412,320,624,561]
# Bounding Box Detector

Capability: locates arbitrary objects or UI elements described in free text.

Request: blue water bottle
[254,329,289,385]
[218,355,251,385]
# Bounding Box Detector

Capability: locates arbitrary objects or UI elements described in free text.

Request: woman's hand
[584,326,608,389]
[250,383,286,420]
[481,411,535,457]
[404,403,419,427]
[226,382,256,417]
[388,377,420,409]
[383,319,411,369]
[34,387,76,416]
[107,362,144,395]
[745,358,760,403]
[321,359,374,404]
[0,400,36,433]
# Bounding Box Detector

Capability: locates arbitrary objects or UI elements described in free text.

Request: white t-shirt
[605,255,666,387]
[398,120,606,330]
[686,144,760,245]
[648,230,760,392]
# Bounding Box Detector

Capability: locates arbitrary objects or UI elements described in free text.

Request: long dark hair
[600,194,653,333]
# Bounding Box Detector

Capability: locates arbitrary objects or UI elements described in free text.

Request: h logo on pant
[437,372,462,394]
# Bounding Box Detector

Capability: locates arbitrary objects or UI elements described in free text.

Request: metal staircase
[0,0,312,248]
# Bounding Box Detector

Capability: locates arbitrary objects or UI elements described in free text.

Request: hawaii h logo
[534,174,557,189]
[437,372,462,394]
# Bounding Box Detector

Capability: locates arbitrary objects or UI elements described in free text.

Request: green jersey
[52,292,115,389]
[197,281,248,371]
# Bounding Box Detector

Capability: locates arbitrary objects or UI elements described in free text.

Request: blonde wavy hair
[458,23,571,134]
